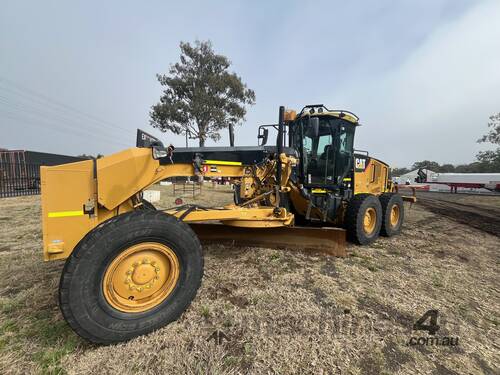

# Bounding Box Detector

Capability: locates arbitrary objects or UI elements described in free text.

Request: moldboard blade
[188,223,346,257]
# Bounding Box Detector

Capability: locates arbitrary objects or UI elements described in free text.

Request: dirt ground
[416,191,500,237]
[0,186,498,374]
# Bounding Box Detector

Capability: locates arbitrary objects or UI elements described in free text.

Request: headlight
[152,147,168,160]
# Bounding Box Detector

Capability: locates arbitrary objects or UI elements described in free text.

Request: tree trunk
[198,125,206,147]
[229,123,235,147]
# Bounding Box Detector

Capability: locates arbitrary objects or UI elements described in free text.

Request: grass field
[0,185,498,374]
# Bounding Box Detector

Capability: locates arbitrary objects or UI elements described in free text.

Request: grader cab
[40,104,414,344]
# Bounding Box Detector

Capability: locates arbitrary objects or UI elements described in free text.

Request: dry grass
[0,186,498,374]
[152,181,237,209]
[0,196,80,375]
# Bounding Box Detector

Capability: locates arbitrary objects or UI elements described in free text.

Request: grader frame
[41,146,346,261]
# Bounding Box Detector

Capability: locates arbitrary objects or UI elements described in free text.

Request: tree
[475,112,500,172]
[438,164,455,173]
[150,40,256,147]
[478,112,500,145]
[475,150,500,172]
[411,160,441,172]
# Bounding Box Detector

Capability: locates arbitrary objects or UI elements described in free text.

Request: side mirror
[309,117,320,138]
[258,127,269,146]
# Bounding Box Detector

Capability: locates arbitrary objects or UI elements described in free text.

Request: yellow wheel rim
[363,207,377,235]
[390,205,400,227]
[103,242,180,313]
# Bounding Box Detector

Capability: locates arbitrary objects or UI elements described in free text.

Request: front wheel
[59,210,203,344]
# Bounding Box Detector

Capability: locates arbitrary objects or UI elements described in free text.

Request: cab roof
[296,104,359,124]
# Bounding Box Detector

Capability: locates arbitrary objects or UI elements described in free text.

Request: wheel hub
[390,205,400,227]
[128,260,159,290]
[103,242,179,312]
[363,207,377,235]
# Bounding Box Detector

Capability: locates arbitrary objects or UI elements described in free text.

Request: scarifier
[41,104,415,343]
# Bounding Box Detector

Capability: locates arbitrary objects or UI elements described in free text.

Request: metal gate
[0,162,41,198]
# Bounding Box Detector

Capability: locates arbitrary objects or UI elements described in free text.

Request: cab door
[296,118,335,185]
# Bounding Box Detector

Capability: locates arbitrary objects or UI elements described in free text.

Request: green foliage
[478,112,500,145]
[476,149,500,163]
[410,161,457,173]
[150,40,256,146]
[411,160,441,171]
[405,158,499,173]
[439,164,455,173]
[473,112,500,172]
[199,304,211,318]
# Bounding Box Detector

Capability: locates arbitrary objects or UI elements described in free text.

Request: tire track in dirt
[416,195,500,237]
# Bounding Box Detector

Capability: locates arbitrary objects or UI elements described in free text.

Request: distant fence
[0,163,41,198]
[172,178,202,198]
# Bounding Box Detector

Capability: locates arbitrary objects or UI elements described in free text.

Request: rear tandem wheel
[345,193,382,245]
[379,192,404,237]
[59,210,203,344]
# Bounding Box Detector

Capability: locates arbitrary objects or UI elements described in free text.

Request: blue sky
[1,0,499,167]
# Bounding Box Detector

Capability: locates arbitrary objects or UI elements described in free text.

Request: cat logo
[355,158,366,170]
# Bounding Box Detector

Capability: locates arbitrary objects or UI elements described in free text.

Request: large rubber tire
[59,210,203,344]
[379,193,404,237]
[345,193,382,245]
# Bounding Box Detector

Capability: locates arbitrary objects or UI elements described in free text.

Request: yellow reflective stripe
[48,210,84,218]
[203,160,242,166]
[312,188,327,193]
[343,177,352,181]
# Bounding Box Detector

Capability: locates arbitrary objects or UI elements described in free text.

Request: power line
[0,76,136,134]
[0,109,131,148]
[0,108,131,148]
[0,95,132,144]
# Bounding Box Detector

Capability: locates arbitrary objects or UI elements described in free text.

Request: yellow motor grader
[41,104,414,344]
